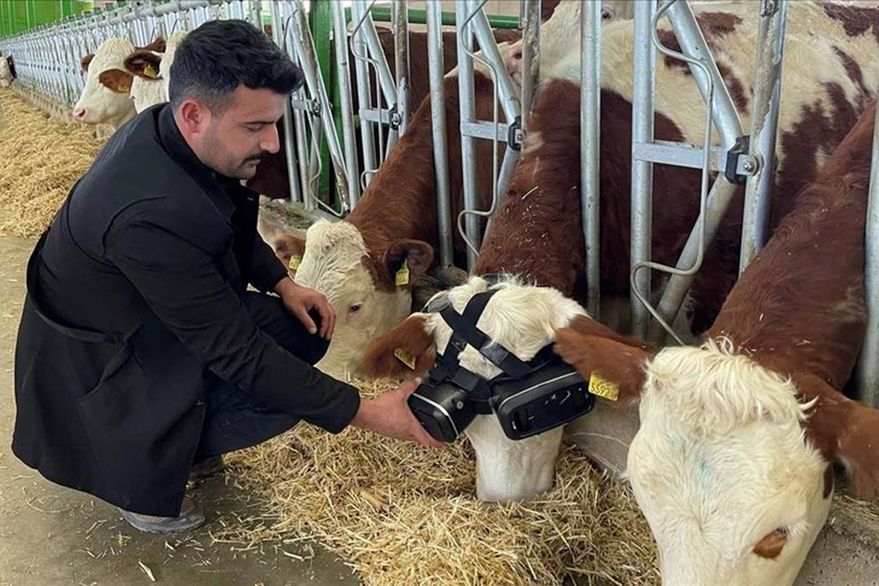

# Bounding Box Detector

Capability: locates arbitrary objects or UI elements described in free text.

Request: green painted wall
[0,1,87,38]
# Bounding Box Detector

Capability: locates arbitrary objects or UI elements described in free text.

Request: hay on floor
[221,379,659,586]
[0,88,104,238]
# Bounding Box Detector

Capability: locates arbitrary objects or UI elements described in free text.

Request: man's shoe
[118,496,205,534]
[189,455,224,481]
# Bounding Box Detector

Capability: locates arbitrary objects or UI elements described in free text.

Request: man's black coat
[12,104,359,516]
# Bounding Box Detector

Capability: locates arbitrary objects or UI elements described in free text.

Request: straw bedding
[0,88,104,237]
[222,379,659,586]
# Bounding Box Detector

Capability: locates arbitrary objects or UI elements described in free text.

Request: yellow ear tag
[395,261,410,287]
[143,64,158,79]
[288,255,301,271]
[394,347,417,370]
[588,372,620,402]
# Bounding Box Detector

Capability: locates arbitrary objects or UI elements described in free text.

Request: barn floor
[0,235,361,586]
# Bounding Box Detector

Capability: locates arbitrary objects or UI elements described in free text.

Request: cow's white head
[284,220,432,381]
[74,38,138,127]
[361,276,589,501]
[630,340,832,586]
[124,31,186,113]
[554,331,879,586]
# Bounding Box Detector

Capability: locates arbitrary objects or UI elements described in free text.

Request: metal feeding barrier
[1,0,877,407]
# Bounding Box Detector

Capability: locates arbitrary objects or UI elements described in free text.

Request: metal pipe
[457,0,481,270]
[392,0,409,134]
[289,0,350,211]
[332,0,362,208]
[427,0,454,270]
[858,94,879,407]
[270,1,303,204]
[739,0,788,272]
[666,0,743,153]
[630,0,657,338]
[647,176,739,343]
[581,0,602,319]
[351,0,378,188]
[520,0,540,131]
[467,4,520,125]
[356,7,398,109]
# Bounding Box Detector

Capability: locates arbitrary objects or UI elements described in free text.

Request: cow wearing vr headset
[361,78,608,502]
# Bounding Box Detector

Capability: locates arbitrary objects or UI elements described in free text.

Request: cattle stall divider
[2,0,878,407]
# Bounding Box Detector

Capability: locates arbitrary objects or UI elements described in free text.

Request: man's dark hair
[169,19,303,112]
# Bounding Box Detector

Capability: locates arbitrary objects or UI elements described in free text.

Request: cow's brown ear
[123,50,163,80]
[98,68,134,94]
[361,314,436,379]
[381,239,434,289]
[273,234,306,275]
[140,36,166,53]
[554,316,654,403]
[797,372,879,499]
[81,53,95,73]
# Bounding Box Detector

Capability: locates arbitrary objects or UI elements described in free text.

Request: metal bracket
[308,98,321,117]
[389,106,402,130]
[761,0,779,17]
[507,116,523,152]
[724,135,754,184]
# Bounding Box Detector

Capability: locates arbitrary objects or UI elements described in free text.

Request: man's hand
[274,276,335,340]
[350,379,445,449]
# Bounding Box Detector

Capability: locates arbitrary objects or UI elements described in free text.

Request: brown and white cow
[515,0,879,333]
[554,101,879,586]
[358,78,589,501]
[286,1,879,382]
[73,36,166,127]
[283,70,505,380]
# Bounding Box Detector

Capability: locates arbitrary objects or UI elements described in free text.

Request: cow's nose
[72,108,86,120]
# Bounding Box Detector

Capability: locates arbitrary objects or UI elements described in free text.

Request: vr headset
[408,288,596,443]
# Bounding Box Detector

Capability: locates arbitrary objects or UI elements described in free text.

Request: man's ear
[81,53,95,73]
[123,50,163,80]
[273,234,307,275]
[361,314,436,379]
[98,68,134,94]
[381,239,434,289]
[796,372,879,499]
[554,315,654,403]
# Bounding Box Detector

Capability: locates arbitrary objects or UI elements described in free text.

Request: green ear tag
[395,260,410,287]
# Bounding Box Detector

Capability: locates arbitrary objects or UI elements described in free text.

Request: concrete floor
[0,235,361,586]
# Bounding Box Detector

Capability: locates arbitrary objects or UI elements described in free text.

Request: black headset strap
[439,290,532,379]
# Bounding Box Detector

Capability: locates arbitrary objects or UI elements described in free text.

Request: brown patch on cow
[836,403,879,499]
[473,79,584,295]
[824,3,879,46]
[123,49,163,80]
[772,81,864,236]
[80,53,94,72]
[273,233,306,273]
[832,45,871,110]
[361,315,437,379]
[717,61,749,116]
[554,316,654,404]
[753,528,789,560]
[823,465,834,499]
[97,69,134,94]
[697,12,743,38]
[657,30,688,73]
